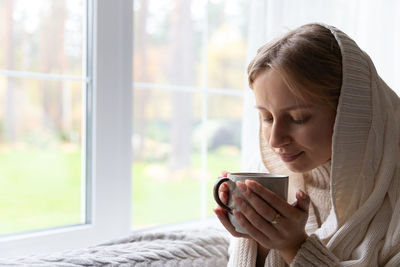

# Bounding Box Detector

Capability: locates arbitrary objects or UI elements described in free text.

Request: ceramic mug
[214,172,288,234]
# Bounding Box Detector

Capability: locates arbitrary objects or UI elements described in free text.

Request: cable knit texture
[291,235,339,266]
[228,23,400,266]
[1,227,230,267]
[304,161,332,233]
[228,238,258,267]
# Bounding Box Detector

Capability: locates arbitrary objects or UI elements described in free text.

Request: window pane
[0,0,83,75]
[0,77,83,235]
[207,0,249,90]
[132,0,202,230]
[0,0,85,235]
[132,0,249,229]
[132,88,201,229]
[133,0,202,86]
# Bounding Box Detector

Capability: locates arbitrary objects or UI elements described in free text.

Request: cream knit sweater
[228,24,400,266]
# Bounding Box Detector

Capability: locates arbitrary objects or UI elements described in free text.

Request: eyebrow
[254,104,314,112]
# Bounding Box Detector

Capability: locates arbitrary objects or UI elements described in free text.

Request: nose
[267,120,291,149]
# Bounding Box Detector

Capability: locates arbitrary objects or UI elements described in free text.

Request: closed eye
[263,117,273,123]
[291,116,310,124]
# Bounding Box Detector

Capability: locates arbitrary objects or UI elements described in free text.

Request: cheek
[302,124,333,155]
[262,125,271,140]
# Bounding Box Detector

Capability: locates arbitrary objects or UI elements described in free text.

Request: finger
[220,182,229,193]
[233,196,281,240]
[233,210,273,248]
[219,182,230,204]
[245,180,296,218]
[219,190,229,205]
[236,181,279,224]
[295,190,310,212]
[214,208,248,238]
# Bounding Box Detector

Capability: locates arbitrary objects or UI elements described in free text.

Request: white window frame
[0,0,133,257]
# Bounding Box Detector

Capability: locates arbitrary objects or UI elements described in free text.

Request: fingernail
[237,181,247,193]
[245,180,257,190]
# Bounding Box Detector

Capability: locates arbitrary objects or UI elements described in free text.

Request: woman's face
[253,69,336,173]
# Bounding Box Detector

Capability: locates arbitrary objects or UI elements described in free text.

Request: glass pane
[206,94,242,216]
[133,0,202,86]
[207,0,250,90]
[132,0,249,229]
[0,0,83,75]
[132,88,201,229]
[0,77,83,235]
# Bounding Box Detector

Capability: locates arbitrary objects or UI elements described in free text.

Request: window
[0,0,85,236]
[0,0,133,257]
[132,0,250,229]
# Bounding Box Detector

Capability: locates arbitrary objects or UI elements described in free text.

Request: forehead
[253,69,311,110]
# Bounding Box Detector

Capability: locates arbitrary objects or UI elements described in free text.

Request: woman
[214,23,400,266]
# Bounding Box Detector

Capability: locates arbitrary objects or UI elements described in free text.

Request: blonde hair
[248,23,342,109]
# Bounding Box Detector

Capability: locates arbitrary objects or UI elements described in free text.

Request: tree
[38,1,66,136]
[169,0,194,170]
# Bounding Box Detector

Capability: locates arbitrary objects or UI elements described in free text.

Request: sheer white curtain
[241,0,400,168]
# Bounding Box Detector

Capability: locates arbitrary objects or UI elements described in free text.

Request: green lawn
[0,147,82,234]
[0,146,240,235]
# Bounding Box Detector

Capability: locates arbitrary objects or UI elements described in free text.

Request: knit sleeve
[290,234,339,267]
[227,237,258,267]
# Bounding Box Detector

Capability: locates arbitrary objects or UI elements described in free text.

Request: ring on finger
[270,213,281,225]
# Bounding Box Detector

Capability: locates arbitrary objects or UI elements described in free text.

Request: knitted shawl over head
[317,24,400,264]
[229,24,400,266]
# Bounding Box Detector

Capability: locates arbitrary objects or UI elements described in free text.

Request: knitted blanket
[0,226,229,267]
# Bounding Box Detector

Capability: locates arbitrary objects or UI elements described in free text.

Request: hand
[232,180,310,264]
[213,170,248,238]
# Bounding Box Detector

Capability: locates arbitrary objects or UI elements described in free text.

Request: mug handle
[213,177,233,214]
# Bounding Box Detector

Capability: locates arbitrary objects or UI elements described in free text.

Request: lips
[278,151,304,162]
